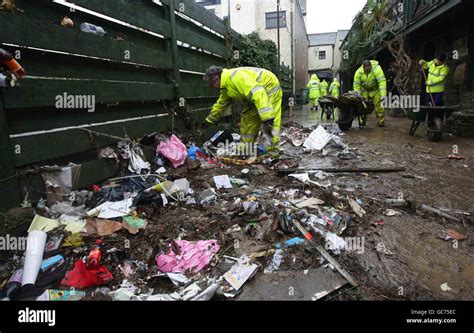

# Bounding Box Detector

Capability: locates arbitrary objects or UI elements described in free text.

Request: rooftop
[308,30,349,46]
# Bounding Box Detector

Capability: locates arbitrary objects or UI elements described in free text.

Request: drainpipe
[277,0,281,65]
[332,43,335,75]
[291,0,295,95]
[227,0,231,27]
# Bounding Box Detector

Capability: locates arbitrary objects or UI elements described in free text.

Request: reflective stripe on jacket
[423,59,449,93]
[307,74,321,99]
[206,67,280,124]
[353,60,387,97]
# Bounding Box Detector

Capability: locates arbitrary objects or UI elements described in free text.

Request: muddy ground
[0,106,472,301]
[287,106,474,300]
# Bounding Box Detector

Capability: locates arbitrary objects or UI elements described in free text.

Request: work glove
[261,119,274,137]
[419,59,426,66]
[201,120,213,130]
[261,119,274,148]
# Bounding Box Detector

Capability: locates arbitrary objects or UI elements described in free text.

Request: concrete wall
[255,0,308,90]
[308,33,347,78]
[200,0,309,91]
[309,45,334,71]
[292,0,309,90]
[333,37,346,75]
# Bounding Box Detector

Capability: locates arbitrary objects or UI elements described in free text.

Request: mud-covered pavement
[285,106,474,300]
[1,106,472,302]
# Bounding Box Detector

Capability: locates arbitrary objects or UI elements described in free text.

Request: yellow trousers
[240,88,282,152]
[361,91,385,125]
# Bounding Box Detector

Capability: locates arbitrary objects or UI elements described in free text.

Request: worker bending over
[353,60,387,127]
[204,66,282,155]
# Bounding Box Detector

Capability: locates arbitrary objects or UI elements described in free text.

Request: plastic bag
[157,135,187,168]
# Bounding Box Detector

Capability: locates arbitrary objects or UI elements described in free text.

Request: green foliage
[236,32,292,91]
[236,32,279,73]
[362,0,390,38]
[341,0,401,74]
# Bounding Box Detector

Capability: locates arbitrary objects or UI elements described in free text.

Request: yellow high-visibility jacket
[307,74,321,99]
[206,67,280,125]
[320,80,328,96]
[353,60,387,98]
[330,79,340,97]
[422,59,449,93]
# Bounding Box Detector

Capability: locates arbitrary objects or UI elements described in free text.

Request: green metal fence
[0,0,241,210]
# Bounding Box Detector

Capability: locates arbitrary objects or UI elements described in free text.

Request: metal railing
[385,0,450,32]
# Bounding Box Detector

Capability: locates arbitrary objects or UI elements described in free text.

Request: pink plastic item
[157,135,187,168]
[156,240,220,273]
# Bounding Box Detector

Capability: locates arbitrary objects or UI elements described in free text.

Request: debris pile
[0,123,470,301]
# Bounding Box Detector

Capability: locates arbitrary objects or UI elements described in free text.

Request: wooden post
[0,93,21,211]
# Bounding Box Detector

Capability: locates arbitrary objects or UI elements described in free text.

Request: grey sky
[306,0,367,34]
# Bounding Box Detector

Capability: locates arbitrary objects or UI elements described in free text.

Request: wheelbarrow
[337,93,375,131]
[318,96,338,121]
[407,105,458,142]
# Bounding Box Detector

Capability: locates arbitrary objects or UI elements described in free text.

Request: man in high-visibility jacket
[329,78,340,97]
[353,60,387,127]
[204,66,282,154]
[320,79,328,97]
[307,74,321,111]
[419,53,449,106]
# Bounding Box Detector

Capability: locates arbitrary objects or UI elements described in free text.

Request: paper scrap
[224,261,258,290]
[85,218,123,236]
[97,199,133,219]
[348,196,366,217]
[213,175,233,189]
[28,215,86,234]
[292,197,324,208]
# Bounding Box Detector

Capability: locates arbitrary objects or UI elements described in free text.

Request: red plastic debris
[61,239,112,288]
[61,259,113,289]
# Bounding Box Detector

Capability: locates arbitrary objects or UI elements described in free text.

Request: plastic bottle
[1,269,23,301]
[0,48,26,78]
[80,23,107,36]
[86,240,103,269]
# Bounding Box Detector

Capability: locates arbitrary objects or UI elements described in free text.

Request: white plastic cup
[174,178,190,195]
[21,230,47,286]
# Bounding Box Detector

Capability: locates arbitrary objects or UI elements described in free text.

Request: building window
[319,51,326,60]
[266,11,286,29]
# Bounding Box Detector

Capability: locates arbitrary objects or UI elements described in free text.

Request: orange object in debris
[4,58,26,78]
[293,221,313,241]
